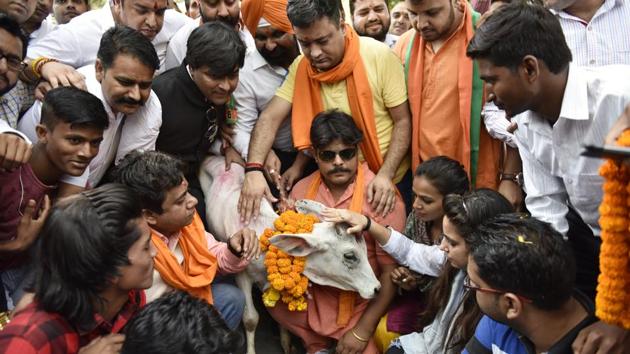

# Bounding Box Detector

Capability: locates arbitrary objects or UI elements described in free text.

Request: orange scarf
[401,3,477,174]
[151,212,218,305]
[292,25,383,173]
[305,164,365,326]
[241,0,293,38]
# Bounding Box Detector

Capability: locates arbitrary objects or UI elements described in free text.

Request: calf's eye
[343,252,358,262]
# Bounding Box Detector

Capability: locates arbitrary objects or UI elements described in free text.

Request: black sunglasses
[317,148,357,162]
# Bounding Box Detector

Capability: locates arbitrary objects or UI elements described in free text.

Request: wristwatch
[499,172,524,187]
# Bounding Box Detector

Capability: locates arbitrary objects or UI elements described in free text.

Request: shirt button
[566,178,573,184]
[589,59,596,65]
[587,26,592,31]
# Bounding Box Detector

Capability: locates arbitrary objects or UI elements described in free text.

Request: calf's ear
[270,233,325,257]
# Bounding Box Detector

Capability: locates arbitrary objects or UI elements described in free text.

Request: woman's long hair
[34,184,143,331]
[418,189,514,352]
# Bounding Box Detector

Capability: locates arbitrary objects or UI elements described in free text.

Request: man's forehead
[406,0,448,11]
[354,0,387,9]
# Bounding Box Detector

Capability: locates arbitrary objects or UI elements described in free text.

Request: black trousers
[565,208,601,302]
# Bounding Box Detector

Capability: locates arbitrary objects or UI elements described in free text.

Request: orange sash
[151,212,218,305]
[241,0,293,38]
[398,2,476,176]
[291,25,383,173]
[305,165,365,326]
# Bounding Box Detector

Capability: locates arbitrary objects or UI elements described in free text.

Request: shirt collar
[85,290,144,336]
[552,0,621,19]
[558,64,589,121]
[81,65,124,122]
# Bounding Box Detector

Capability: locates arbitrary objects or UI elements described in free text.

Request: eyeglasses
[317,148,357,162]
[0,51,25,73]
[463,276,533,303]
[204,106,219,143]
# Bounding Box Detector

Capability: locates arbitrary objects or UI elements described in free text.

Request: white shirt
[553,0,630,66]
[380,229,445,277]
[232,49,293,159]
[28,17,57,47]
[26,6,192,73]
[384,33,399,48]
[18,65,162,187]
[163,17,256,71]
[513,64,630,236]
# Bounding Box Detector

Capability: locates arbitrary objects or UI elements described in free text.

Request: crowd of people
[0,0,629,352]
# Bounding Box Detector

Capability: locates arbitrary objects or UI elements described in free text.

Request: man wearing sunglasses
[463,214,597,354]
[154,22,246,225]
[269,110,405,354]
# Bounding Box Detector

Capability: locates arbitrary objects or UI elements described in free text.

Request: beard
[355,20,389,42]
[0,76,17,97]
[259,46,292,67]
[201,11,239,29]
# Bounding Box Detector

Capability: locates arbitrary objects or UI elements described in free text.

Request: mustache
[327,167,351,175]
[115,97,144,106]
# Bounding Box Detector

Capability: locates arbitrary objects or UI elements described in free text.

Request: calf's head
[270,221,381,299]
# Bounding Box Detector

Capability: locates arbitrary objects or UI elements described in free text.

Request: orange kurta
[394,3,500,189]
[267,163,406,353]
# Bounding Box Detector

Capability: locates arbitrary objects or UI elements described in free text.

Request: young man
[52,0,90,25]
[0,184,156,354]
[0,86,108,310]
[154,21,245,224]
[163,0,255,70]
[22,0,54,46]
[393,0,501,190]
[467,2,630,351]
[389,1,411,36]
[121,291,243,354]
[112,150,260,330]
[351,0,399,47]
[464,214,597,354]
[240,0,412,222]
[267,110,405,354]
[18,26,162,191]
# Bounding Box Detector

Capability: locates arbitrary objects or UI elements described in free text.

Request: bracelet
[362,215,371,232]
[31,57,58,79]
[245,162,263,169]
[244,166,265,174]
[351,329,369,343]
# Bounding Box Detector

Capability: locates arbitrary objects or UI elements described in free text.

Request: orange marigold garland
[596,130,630,329]
[260,210,319,311]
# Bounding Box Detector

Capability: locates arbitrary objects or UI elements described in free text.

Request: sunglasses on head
[317,148,357,162]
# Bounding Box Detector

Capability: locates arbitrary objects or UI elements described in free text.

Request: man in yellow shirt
[239,0,412,223]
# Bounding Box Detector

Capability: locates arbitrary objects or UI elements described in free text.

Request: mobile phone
[582,145,630,159]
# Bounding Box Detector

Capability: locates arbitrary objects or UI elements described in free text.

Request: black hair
[111,150,185,214]
[469,213,576,310]
[186,21,246,77]
[34,184,143,331]
[420,188,514,352]
[40,86,109,131]
[121,291,244,354]
[466,1,571,74]
[0,13,29,58]
[287,0,341,28]
[310,110,363,150]
[97,25,160,71]
[349,0,388,15]
[415,156,469,197]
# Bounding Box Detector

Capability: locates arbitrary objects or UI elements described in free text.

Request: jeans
[211,279,245,330]
[1,264,30,310]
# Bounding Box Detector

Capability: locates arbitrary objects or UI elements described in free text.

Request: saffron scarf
[151,212,218,305]
[291,25,383,173]
[402,4,483,186]
[305,165,365,326]
[241,0,293,38]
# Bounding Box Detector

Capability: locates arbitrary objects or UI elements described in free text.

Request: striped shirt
[553,0,630,66]
[513,64,630,235]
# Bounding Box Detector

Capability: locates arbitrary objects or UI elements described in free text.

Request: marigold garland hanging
[260,210,319,311]
[596,130,630,329]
